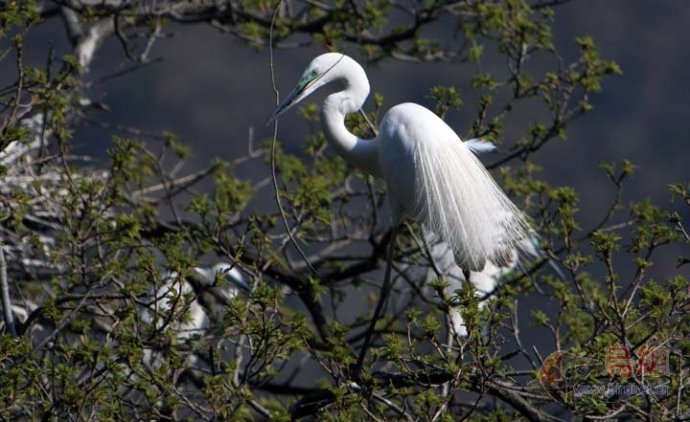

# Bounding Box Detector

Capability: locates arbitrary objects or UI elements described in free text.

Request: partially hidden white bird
[268,53,543,347]
[144,263,250,340]
[140,263,250,373]
[423,230,537,337]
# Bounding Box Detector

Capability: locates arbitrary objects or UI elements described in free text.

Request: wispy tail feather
[414,132,529,272]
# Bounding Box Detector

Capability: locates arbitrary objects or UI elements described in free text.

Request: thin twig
[268,0,321,280]
[372,392,413,421]
[355,225,398,375]
[359,109,378,136]
[3,40,25,136]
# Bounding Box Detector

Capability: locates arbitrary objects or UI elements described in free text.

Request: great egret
[142,263,249,369]
[424,231,545,336]
[144,263,249,338]
[268,53,537,367]
[0,300,37,335]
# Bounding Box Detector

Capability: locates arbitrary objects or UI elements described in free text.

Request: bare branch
[0,245,16,337]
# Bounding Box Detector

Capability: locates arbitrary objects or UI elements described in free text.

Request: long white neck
[320,70,381,177]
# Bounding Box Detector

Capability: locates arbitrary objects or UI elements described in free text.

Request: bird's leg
[354,225,398,378]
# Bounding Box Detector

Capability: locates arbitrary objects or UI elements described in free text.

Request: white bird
[424,230,544,336]
[144,263,249,338]
[141,263,249,369]
[268,53,537,362]
[0,301,37,335]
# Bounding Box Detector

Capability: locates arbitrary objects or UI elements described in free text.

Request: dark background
[19,1,689,211]
[46,1,685,226]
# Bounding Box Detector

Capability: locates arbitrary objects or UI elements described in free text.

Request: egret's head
[267,53,363,124]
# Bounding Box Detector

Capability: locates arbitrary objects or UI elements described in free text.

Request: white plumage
[144,263,248,339]
[426,231,542,336]
[140,263,249,371]
[269,53,538,337]
[378,102,528,271]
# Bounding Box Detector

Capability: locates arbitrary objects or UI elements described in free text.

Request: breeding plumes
[425,231,546,336]
[268,53,543,342]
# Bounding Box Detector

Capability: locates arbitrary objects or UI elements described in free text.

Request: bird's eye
[298,69,319,88]
[299,70,318,86]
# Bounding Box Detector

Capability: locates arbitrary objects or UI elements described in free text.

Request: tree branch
[0,245,16,337]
